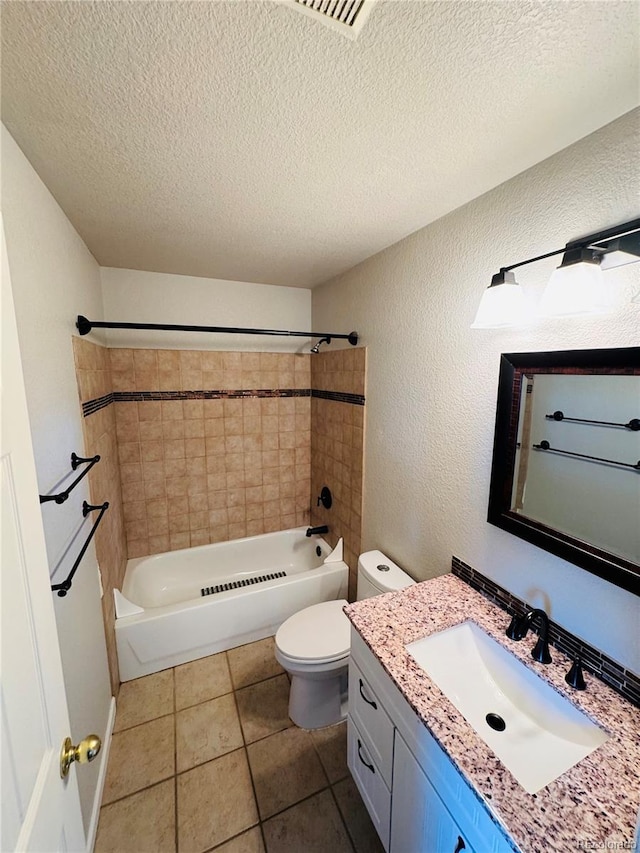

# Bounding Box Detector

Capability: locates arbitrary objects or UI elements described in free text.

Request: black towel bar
[51,501,109,597]
[40,453,100,504]
[545,411,640,431]
[533,440,640,471]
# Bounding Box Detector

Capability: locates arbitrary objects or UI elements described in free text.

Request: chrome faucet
[506,608,552,664]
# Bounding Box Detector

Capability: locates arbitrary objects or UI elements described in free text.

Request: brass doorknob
[60,734,102,778]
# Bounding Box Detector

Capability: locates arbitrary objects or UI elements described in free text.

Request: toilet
[275,550,414,729]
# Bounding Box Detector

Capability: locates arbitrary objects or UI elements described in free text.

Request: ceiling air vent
[282,0,375,39]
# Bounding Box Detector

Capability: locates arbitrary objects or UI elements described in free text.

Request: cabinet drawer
[349,659,394,785]
[347,718,391,852]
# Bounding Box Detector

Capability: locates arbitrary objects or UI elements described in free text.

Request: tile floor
[95,638,384,853]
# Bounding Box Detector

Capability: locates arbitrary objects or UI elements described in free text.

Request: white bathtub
[114,527,348,681]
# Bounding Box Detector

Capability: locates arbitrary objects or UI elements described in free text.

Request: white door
[1,218,86,852]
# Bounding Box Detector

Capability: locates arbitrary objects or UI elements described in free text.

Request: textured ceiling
[1,1,638,288]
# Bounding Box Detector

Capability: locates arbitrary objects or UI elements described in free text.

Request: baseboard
[86,695,116,853]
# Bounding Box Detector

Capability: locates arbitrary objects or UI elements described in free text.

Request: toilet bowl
[275,550,414,729]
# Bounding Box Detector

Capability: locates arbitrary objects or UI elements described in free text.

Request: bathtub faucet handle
[306,525,329,537]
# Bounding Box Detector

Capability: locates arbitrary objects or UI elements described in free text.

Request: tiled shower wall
[109,350,312,557]
[310,348,366,600]
[72,338,127,695]
[72,341,366,689]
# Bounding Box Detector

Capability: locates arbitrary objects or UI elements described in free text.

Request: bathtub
[114,527,348,681]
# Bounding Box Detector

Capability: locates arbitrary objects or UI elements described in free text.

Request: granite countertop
[344,574,640,853]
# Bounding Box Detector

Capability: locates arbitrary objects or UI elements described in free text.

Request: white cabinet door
[391,734,474,853]
[0,218,86,851]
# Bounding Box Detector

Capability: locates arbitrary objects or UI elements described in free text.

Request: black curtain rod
[77,316,359,346]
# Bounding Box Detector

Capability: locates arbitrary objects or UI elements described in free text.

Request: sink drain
[486,713,506,732]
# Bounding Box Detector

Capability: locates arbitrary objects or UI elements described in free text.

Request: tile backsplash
[451,556,640,707]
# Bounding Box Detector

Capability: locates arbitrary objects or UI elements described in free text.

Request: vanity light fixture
[539,247,609,318]
[598,232,640,271]
[472,217,640,328]
[470,269,528,329]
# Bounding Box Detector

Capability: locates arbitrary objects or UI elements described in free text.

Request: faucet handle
[565,657,586,690]
[531,635,552,664]
[506,614,525,640]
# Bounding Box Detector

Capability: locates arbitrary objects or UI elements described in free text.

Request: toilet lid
[276,599,350,664]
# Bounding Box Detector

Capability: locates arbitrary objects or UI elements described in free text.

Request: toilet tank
[356,550,415,600]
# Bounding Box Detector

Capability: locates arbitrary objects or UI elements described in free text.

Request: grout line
[100,775,177,810]
[258,818,269,853]
[201,822,262,853]
[241,720,294,750]
[259,784,333,826]
[175,685,236,714]
[172,665,178,853]
[110,709,175,735]
[307,725,336,788]
[231,679,265,841]
[328,783,357,853]
[231,672,249,749]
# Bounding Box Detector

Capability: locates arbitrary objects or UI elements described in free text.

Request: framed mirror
[488,347,640,596]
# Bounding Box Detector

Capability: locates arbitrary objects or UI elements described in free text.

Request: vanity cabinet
[347,628,515,853]
[391,734,474,853]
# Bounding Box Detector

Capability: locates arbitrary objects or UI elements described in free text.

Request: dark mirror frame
[488,346,640,597]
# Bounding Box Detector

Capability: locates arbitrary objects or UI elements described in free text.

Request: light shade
[471,271,528,329]
[539,249,610,317]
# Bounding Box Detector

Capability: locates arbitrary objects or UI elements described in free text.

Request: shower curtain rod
[76,316,359,345]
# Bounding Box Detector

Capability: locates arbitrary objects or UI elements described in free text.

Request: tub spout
[306,525,329,537]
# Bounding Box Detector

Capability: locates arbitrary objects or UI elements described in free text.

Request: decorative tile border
[82,387,366,417]
[113,388,311,402]
[311,389,365,405]
[82,393,114,416]
[451,556,640,707]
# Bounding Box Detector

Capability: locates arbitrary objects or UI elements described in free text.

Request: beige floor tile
[114,669,174,732]
[177,748,258,853]
[236,674,292,744]
[211,826,265,853]
[227,637,284,689]
[311,722,348,784]
[95,779,176,853]
[262,789,353,853]
[332,776,384,853]
[175,652,232,710]
[247,727,328,819]
[176,693,243,772]
[103,715,175,804]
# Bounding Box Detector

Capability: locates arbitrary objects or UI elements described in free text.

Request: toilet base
[288,668,348,729]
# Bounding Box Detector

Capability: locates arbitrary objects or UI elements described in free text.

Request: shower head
[310,336,331,354]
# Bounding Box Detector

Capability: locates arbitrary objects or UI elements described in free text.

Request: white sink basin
[406,620,609,794]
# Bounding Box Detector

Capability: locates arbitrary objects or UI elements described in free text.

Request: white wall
[1,126,112,833]
[100,267,312,351]
[312,109,640,673]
